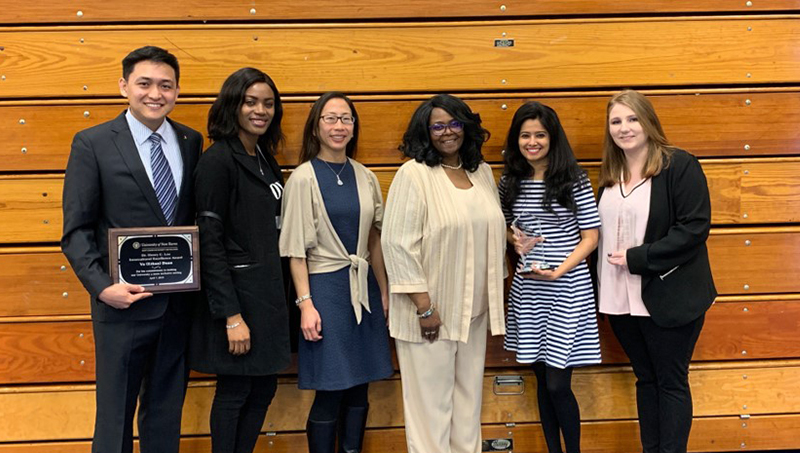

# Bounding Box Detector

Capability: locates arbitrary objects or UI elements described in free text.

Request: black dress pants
[92,306,190,453]
[609,314,704,453]
[210,374,279,453]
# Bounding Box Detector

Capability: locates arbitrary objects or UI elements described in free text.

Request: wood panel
[710,229,800,294]
[4,90,800,172]
[2,160,799,243]
[597,298,800,364]
[4,414,800,452]
[4,362,800,441]
[6,297,800,384]
[0,321,94,384]
[1,0,797,24]
[0,248,87,318]
[1,18,798,98]
[375,159,800,225]
[0,176,63,243]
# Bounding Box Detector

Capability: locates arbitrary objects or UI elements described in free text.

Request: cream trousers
[395,311,488,453]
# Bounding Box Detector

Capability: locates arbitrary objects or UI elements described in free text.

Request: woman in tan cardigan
[382,94,506,453]
[280,92,393,453]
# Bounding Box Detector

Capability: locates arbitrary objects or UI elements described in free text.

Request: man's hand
[98,283,153,309]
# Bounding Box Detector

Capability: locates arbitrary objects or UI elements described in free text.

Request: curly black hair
[399,94,489,172]
[502,101,586,214]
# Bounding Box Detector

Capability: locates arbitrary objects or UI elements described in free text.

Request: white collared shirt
[125,109,184,194]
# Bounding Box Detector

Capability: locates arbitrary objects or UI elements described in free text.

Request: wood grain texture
[0,321,94,384]
[0,176,64,243]
[709,230,800,294]
[1,18,798,98]
[375,158,800,225]
[2,160,799,243]
[4,414,800,452]
[597,299,800,364]
[4,415,800,452]
[5,297,799,384]
[4,90,800,172]
[1,0,797,23]
[0,250,87,318]
[4,362,800,441]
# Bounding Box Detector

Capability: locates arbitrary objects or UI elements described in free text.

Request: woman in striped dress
[499,101,601,453]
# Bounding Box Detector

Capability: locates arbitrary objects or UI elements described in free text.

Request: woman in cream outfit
[382,94,506,453]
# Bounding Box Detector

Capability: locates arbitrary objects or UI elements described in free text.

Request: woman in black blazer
[595,90,716,453]
[190,68,291,453]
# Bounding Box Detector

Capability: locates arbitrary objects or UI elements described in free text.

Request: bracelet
[295,294,312,306]
[225,321,241,329]
[417,304,435,319]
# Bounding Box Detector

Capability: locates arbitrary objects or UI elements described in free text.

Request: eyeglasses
[320,115,356,125]
[428,120,464,136]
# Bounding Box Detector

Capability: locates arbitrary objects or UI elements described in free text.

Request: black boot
[307,418,338,453]
[338,405,368,453]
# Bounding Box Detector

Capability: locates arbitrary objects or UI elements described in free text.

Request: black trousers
[608,314,705,453]
[92,306,190,453]
[211,374,279,453]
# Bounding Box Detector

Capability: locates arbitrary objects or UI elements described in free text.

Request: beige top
[597,179,652,316]
[381,160,506,343]
[448,184,490,318]
[279,159,383,324]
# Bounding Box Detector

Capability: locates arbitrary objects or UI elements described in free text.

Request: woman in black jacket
[190,67,291,453]
[595,90,716,453]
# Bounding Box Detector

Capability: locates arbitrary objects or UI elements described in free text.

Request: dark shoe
[338,405,368,453]
[307,418,338,453]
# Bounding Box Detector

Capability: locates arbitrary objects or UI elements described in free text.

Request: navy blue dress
[297,159,394,390]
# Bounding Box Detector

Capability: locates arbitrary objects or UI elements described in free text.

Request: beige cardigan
[382,160,506,343]
[279,159,383,324]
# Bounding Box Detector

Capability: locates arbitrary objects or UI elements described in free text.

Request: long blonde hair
[599,90,675,187]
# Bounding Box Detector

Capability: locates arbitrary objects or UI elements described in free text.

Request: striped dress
[499,176,602,369]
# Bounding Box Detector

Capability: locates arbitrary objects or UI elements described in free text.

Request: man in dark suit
[61,46,203,453]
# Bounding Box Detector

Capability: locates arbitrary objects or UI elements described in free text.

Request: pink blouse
[597,179,652,316]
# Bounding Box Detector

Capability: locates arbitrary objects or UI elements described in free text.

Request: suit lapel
[110,112,168,225]
[229,138,281,187]
[169,119,197,217]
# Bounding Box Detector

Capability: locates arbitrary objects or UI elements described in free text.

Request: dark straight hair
[399,94,489,172]
[501,101,585,214]
[299,91,359,164]
[122,46,180,84]
[207,67,284,155]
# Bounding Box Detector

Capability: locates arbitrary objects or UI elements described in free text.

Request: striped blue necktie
[148,133,178,225]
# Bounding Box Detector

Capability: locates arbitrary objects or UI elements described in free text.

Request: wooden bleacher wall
[1,1,800,451]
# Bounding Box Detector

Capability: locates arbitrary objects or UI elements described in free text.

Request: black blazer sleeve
[194,144,242,319]
[626,151,712,276]
[61,131,114,300]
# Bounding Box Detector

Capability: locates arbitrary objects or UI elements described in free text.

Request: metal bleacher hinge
[493,375,525,395]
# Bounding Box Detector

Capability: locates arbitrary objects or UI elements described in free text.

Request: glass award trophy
[512,214,551,272]
[615,204,636,252]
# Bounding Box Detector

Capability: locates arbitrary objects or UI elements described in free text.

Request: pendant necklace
[255,145,266,176]
[441,157,463,170]
[321,158,349,186]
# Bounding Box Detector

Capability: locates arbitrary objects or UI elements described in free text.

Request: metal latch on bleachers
[482,438,514,452]
[493,375,525,395]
